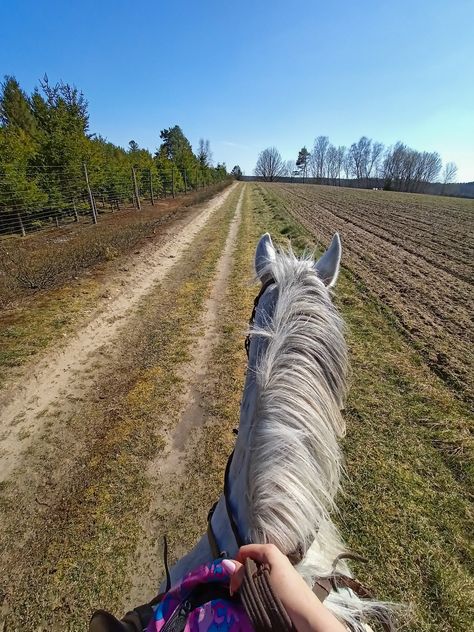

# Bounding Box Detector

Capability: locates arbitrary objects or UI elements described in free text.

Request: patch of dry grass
[0,279,102,385]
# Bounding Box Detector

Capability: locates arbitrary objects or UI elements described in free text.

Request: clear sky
[1,0,473,181]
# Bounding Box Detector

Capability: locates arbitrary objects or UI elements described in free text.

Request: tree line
[0,75,227,223]
[254,136,459,193]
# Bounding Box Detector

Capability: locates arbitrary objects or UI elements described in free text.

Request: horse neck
[229,264,347,559]
[169,261,347,584]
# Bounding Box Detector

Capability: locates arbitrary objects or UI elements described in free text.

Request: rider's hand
[221,543,346,632]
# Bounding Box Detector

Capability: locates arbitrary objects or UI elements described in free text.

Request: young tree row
[0,75,227,219]
[255,136,458,192]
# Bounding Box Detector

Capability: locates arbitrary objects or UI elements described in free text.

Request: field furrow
[263,183,474,402]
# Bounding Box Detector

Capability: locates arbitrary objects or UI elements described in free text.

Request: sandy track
[126,187,244,604]
[0,183,236,483]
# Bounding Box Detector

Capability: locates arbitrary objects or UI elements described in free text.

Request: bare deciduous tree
[310,136,329,179]
[441,161,458,194]
[336,146,346,185]
[325,145,339,184]
[254,147,285,181]
[284,159,297,177]
[342,150,353,179]
[382,142,442,192]
[442,162,458,184]
[349,137,371,182]
[367,142,384,180]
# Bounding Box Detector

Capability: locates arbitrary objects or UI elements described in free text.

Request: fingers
[236,543,280,565]
[221,558,244,595]
[229,561,245,595]
[222,544,284,596]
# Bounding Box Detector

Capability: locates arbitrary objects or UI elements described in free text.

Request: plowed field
[259,183,474,404]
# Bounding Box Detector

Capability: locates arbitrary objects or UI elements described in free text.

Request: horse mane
[247,246,347,554]
[246,245,394,631]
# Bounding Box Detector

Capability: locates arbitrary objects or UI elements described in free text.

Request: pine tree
[231,165,242,179]
[296,147,310,178]
[0,76,37,136]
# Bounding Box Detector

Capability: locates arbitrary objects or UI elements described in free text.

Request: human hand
[221,544,346,632]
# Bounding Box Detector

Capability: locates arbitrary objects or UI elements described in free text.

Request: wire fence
[0,162,227,237]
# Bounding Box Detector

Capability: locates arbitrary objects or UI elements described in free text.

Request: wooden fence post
[184,169,187,194]
[17,212,26,237]
[149,169,155,206]
[73,199,79,222]
[132,167,141,210]
[83,163,98,224]
[171,167,175,198]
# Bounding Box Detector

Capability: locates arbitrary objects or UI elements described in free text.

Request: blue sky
[2,0,473,181]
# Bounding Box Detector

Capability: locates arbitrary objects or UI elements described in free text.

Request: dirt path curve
[0,183,237,484]
[126,187,244,605]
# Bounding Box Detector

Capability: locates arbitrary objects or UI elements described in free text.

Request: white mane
[248,249,347,553]
[246,245,394,631]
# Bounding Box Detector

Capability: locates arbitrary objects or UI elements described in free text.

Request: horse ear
[255,233,276,281]
[314,233,341,287]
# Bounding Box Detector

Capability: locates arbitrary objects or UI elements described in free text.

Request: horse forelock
[246,246,348,560]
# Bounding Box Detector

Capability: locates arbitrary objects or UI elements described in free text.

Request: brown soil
[261,183,474,404]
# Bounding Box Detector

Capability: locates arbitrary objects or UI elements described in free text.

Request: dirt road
[126,187,244,605]
[0,183,244,628]
[0,184,236,483]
